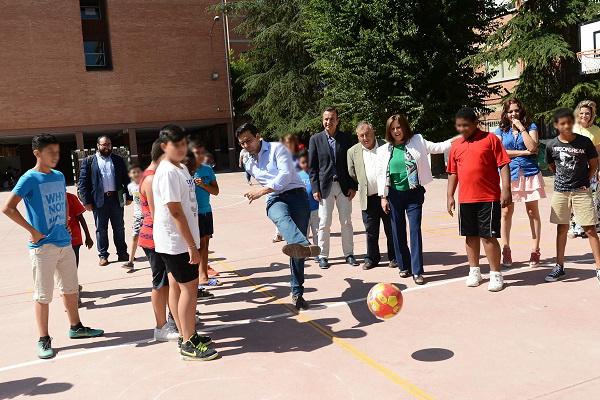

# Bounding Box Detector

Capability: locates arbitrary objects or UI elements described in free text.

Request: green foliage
[221,0,322,139]
[304,0,499,139]
[472,0,600,124]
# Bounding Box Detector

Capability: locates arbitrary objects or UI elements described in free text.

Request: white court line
[0,264,541,375]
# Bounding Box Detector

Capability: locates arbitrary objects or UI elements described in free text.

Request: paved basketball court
[0,172,599,400]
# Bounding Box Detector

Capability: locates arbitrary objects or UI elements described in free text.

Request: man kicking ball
[236,123,320,310]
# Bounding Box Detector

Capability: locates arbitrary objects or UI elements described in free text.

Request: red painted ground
[0,173,598,400]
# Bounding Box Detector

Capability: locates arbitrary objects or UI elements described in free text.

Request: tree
[304,0,499,139]
[472,0,600,123]
[222,0,322,138]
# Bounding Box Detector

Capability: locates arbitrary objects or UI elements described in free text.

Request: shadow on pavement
[212,316,366,357]
[411,348,454,362]
[56,329,156,353]
[0,377,73,399]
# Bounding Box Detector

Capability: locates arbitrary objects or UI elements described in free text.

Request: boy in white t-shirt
[152,125,218,361]
[122,164,143,271]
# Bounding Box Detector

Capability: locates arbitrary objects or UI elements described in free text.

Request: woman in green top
[376,114,455,284]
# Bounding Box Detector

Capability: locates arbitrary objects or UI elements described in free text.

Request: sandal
[399,270,412,278]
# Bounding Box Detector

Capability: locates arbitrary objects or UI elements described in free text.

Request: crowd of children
[3,100,600,361]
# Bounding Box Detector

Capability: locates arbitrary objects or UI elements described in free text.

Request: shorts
[132,215,143,237]
[198,212,214,237]
[30,244,79,304]
[143,247,169,289]
[550,190,597,226]
[158,251,199,284]
[459,202,501,238]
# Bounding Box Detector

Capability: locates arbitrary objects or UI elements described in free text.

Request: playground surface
[0,173,599,400]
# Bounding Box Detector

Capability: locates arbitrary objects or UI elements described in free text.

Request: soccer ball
[367,283,403,320]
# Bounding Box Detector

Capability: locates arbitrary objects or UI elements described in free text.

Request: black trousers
[362,195,396,264]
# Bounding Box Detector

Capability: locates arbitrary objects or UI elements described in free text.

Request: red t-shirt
[138,169,155,250]
[67,192,86,246]
[447,130,510,203]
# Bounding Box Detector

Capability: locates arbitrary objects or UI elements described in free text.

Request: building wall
[0,0,232,134]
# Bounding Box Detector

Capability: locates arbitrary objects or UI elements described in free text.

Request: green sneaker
[177,334,212,353]
[180,334,218,361]
[37,337,55,359]
[68,326,104,339]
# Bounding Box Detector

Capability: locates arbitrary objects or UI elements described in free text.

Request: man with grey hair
[347,122,397,270]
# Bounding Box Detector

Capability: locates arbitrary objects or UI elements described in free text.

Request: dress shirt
[244,141,305,197]
[362,143,379,196]
[96,152,116,192]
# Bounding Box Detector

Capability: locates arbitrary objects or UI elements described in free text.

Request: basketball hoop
[577,49,600,74]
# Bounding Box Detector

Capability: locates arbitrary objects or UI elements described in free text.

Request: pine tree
[472,0,600,122]
[222,0,322,138]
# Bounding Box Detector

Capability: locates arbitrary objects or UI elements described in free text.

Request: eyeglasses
[98,143,112,147]
[238,138,255,147]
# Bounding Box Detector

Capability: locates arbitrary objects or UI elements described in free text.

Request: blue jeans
[92,194,128,259]
[266,188,310,297]
[388,186,425,276]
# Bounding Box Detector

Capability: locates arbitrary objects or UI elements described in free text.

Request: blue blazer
[78,153,131,208]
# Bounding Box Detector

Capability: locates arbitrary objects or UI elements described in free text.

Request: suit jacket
[78,153,131,209]
[308,130,358,199]
[347,139,385,211]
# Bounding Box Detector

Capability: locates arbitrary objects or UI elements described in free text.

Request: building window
[488,61,520,83]
[84,41,107,67]
[80,6,101,20]
[80,0,112,71]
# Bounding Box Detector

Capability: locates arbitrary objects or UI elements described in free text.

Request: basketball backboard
[578,18,600,74]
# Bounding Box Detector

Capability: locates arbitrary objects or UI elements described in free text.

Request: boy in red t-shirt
[446,107,511,292]
[67,192,94,269]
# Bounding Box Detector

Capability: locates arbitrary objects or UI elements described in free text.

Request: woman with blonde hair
[376,114,455,284]
[569,100,600,238]
[574,100,600,149]
[494,99,545,267]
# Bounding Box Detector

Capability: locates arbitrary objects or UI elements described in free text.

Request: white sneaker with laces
[488,272,504,292]
[466,267,482,287]
[154,323,179,342]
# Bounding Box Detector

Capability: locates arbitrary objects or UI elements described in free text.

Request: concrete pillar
[75,132,84,150]
[126,128,138,163]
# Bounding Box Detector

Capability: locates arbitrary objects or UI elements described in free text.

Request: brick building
[0,0,235,184]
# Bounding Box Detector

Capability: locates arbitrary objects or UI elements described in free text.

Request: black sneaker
[545,264,565,282]
[197,288,214,299]
[292,295,309,310]
[180,333,219,361]
[178,334,212,350]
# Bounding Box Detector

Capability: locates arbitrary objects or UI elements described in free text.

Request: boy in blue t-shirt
[190,141,220,289]
[297,151,319,245]
[2,134,103,359]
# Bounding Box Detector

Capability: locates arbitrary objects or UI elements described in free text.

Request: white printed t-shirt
[152,160,200,255]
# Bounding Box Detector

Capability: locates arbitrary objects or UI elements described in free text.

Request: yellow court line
[216,260,435,400]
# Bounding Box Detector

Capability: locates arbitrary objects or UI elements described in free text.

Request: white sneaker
[154,323,179,342]
[488,272,504,292]
[466,267,482,287]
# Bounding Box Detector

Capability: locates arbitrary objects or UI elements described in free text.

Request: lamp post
[221,0,236,170]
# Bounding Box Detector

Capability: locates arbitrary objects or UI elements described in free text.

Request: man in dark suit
[347,122,397,270]
[78,135,131,266]
[308,107,359,269]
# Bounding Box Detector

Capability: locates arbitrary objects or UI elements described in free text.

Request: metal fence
[70,147,131,183]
